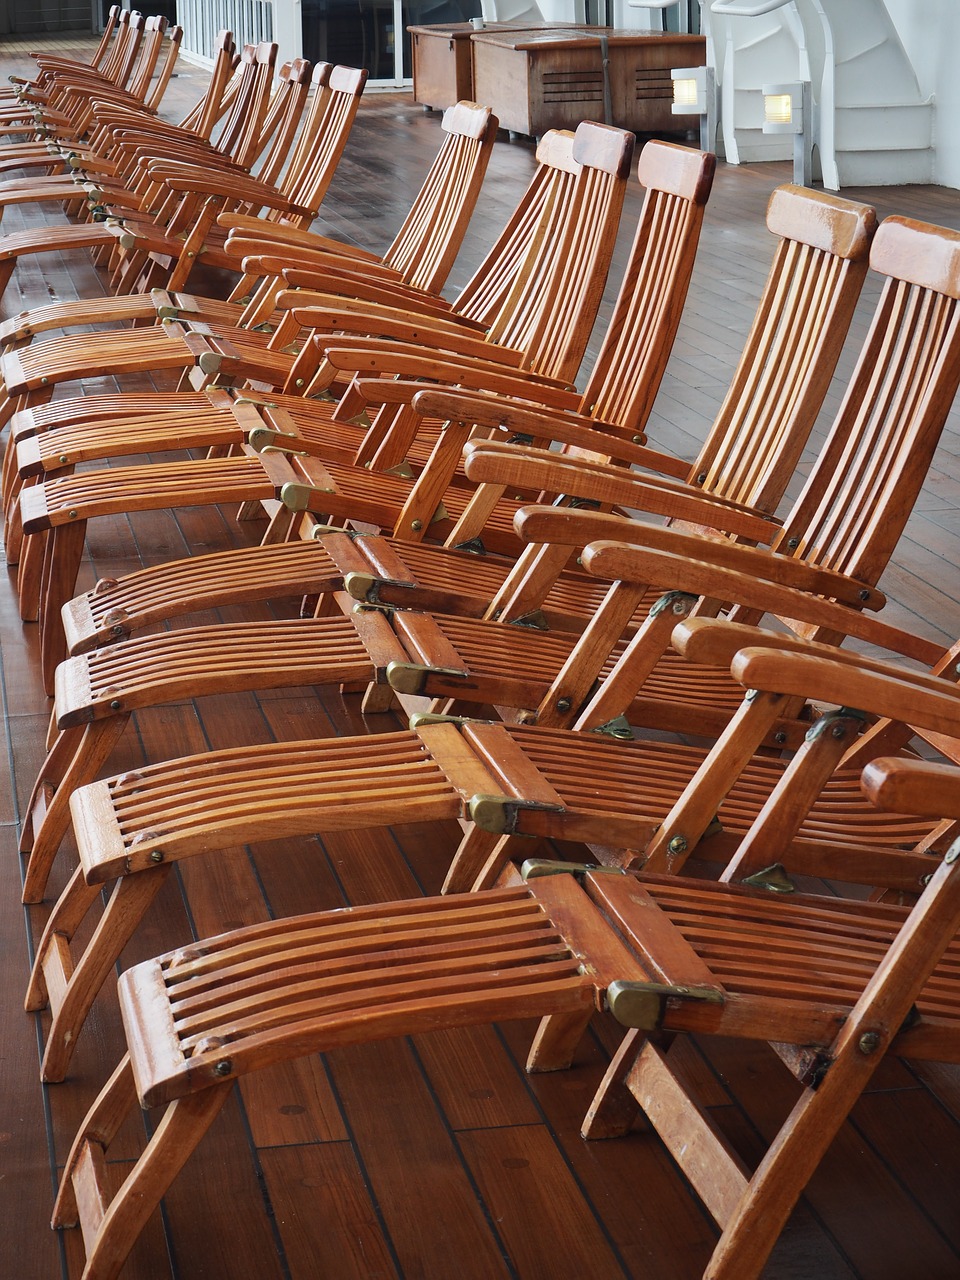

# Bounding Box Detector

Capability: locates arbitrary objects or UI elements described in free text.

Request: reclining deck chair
[47,738,960,1280]
[12,121,635,686]
[23,208,960,1081]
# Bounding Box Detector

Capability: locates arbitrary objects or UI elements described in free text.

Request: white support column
[272,0,304,58]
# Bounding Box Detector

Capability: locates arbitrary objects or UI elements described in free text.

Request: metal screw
[149,849,164,864]
[109,699,122,711]
[67,509,78,519]
[555,697,572,712]
[213,1060,232,1076]
[774,731,787,744]
[858,1031,881,1055]
[831,723,847,739]
[668,835,688,855]
[858,589,870,601]
[411,519,423,531]
[59,455,69,464]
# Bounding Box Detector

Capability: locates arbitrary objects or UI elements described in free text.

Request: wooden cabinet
[469,28,706,139]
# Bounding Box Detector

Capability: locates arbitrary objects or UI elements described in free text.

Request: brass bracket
[650,590,698,619]
[521,858,625,880]
[593,715,633,740]
[469,795,564,836]
[606,979,724,1031]
[804,706,868,743]
[387,661,468,695]
[741,862,796,894]
[509,610,550,631]
[452,537,487,555]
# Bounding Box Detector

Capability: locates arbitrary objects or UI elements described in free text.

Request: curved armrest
[466,450,780,543]
[672,617,947,681]
[222,222,380,264]
[862,758,960,822]
[149,163,302,213]
[576,538,945,666]
[577,525,885,613]
[727,646,960,743]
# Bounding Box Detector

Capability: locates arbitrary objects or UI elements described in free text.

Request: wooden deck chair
[45,176,873,668]
[375,207,960,735]
[47,749,960,1279]
[24,547,957,1080]
[12,122,634,686]
[0,40,286,302]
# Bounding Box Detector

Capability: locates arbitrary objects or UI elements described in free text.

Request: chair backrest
[379,101,499,297]
[122,15,170,108]
[274,63,368,221]
[141,23,184,115]
[101,9,145,92]
[91,5,122,73]
[210,41,278,170]
[175,30,238,140]
[484,120,635,384]
[740,215,960,629]
[568,139,715,445]
[682,185,876,516]
[246,57,316,191]
[450,122,631,353]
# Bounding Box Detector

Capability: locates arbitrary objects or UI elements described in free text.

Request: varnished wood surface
[2,35,960,1280]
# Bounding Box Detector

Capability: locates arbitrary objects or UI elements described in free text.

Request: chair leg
[54,1052,231,1280]
[40,519,87,693]
[15,521,43,607]
[28,864,172,1082]
[21,718,129,904]
[443,827,539,894]
[580,1028,647,1139]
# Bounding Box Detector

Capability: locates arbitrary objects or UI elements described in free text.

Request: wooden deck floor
[2,36,960,1280]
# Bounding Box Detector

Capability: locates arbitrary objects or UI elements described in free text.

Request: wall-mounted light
[671,64,717,153]
[762,80,813,185]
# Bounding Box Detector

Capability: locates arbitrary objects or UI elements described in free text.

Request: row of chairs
[3,32,960,1280]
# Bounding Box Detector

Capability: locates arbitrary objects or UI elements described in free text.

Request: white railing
[178,0,275,64]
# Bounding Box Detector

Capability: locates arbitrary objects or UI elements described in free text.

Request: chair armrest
[672,617,947,680]
[727,645,960,742]
[576,523,885,613]
[464,453,781,545]
[862,758,960,821]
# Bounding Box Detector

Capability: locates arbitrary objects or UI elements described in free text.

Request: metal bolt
[149,849,164,864]
[858,589,870,601]
[410,519,423,531]
[786,537,799,550]
[67,509,78,519]
[831,722,847,739]
[667,835,688,855]
[696,472,707,485]
[774,731,787,744]
[555,697,572,712]
[632,434,643,444]
[109,700,122,711]
[59,455,69,464]
[858,1031,881,1055]
[213,1059,232,1076]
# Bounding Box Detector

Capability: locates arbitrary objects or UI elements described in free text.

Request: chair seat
[62,538,347,653]
[122,880,600,1107]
